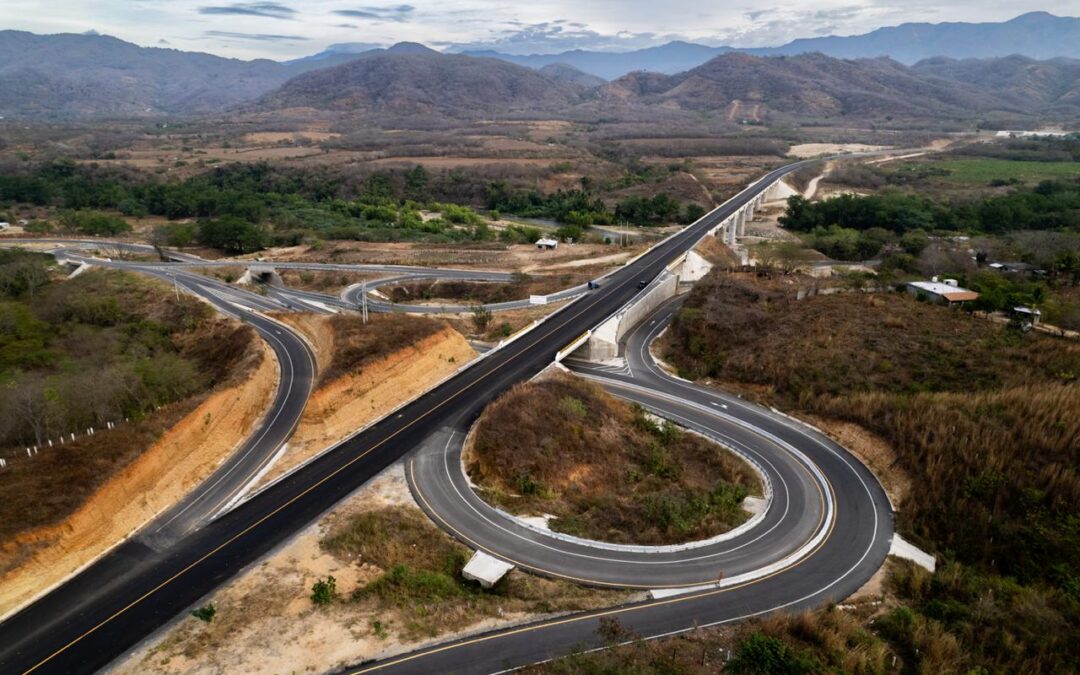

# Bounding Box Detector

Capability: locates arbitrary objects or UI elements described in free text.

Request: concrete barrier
[576,174,793,361]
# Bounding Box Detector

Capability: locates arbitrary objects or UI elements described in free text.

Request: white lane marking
[431,393,809,566]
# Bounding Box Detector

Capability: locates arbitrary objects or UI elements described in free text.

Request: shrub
[727,632,820,675]
[311,575,337,606]
[191,604,216,622]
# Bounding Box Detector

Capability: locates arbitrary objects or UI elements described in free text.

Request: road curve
[0,157,842,674]
[0,244,318,543]
[358,295,892,673]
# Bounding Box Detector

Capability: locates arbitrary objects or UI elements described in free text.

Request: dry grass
[321,314,445,384]
[468,372,762,545]
[321,506,626,640]
[663,270,1080,599]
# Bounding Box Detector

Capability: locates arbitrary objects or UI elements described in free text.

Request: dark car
[637,280,648,289]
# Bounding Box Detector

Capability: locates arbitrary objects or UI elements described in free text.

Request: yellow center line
[22,237,686,674]
[353,461,839,674]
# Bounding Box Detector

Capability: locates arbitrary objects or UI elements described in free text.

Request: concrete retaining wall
[577,174,786,361]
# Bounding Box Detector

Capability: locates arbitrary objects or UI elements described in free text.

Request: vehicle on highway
[637,280,648,289]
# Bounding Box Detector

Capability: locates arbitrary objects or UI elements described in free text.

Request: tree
[198,217,268,254]
[471,305,492,334]
[404,165,429,201]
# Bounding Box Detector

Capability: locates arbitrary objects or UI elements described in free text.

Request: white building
[906,279,980,306]
[535,236,559,250]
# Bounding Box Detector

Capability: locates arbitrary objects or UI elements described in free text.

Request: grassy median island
[466,372,763,546]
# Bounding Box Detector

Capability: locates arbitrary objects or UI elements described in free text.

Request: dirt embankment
[0,339,279,618]
[256,316,476,487]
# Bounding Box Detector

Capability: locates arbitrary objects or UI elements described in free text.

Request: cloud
[204,30,308,41]
[447,21,676,55]
[333,5,414,23]
[198,3,297,20]
[722,5,901,46]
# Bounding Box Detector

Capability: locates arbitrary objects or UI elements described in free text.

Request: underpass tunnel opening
[247,265,284,287]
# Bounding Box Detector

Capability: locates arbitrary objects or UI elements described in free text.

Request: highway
[350,295,892,673]
[0,157,886,674]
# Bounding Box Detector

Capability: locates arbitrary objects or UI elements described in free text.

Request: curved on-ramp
[361,295,893,673]
[0,156,892,675]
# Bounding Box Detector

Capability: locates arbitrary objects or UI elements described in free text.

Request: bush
[311,575,337,606]
[58,209,131,236]
[727,632,820,675]
[191,604,216,622]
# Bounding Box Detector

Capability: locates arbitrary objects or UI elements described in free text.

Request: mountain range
[251,49,1079,122]
[0,12,1078,121]
[460,12,1080,79]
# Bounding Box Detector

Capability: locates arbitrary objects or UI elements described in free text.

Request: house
[535,236,559,250]
[906,279,979,306]
[988,261,1046,277]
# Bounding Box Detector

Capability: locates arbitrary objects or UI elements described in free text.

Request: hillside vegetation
[468,373,761,545]
[660,271,1080,673]
[0,254,257,541]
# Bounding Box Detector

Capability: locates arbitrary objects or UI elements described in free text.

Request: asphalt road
[405,319,832,587]
[0,158,843,674]
[346,295,893,674]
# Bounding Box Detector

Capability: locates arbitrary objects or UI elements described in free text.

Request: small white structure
[535,236,559,250]
[0,222,9,230]
[462,550,514,588]
[1012,306,1042,325]
[995,130,1072,138]
[906,280,979,306]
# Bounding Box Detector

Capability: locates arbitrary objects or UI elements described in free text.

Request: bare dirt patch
[254,316,476,488]
[788,143,890,158]
[115,464,630,675]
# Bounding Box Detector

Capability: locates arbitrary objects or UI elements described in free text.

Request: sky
[0,1,1074,60]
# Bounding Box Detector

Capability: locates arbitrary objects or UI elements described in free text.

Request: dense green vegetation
[486,183,705,228]
[0,159,703,253]
[655,272,1080,674]
[0,251,245,448]
[951,135,1080,164]
[783,178,1080,238]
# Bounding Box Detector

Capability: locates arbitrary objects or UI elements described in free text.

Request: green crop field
[932,158,1079,183]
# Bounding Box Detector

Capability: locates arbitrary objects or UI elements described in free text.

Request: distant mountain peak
[450,12,1079,80]
[385,42,438,55]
